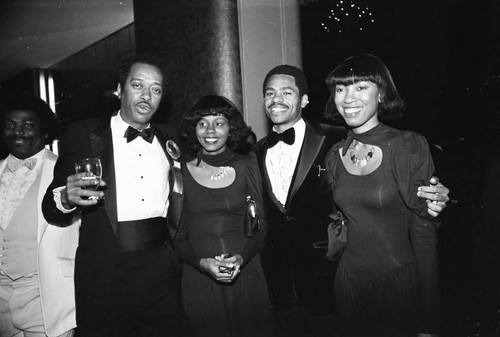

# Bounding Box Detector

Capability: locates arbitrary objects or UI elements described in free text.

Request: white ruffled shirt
[265,118,306,206]
[0,149,46,230]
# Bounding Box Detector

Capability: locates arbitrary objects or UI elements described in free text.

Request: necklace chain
[201,161,231,181]
[349,140,375,168]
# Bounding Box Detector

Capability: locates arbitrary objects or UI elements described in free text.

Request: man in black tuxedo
[42,55,183,336]
[254,65,449,336]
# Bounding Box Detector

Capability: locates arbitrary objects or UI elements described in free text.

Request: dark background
[300,1,500,335]
[300,0,499,141]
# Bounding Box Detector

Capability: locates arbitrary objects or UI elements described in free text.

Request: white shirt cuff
[53,186,77,213]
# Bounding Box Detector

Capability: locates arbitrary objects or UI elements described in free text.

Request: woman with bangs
[174,95,273,337]
[324,54,440,337]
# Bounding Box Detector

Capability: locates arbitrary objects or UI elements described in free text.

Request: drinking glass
[75,157,102,200]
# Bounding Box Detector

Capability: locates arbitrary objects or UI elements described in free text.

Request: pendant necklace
[349,140,375,168]
[201,160,231,181]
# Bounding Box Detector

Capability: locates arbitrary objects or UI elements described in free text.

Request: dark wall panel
[50,24,135,124]
[134,0,242,126]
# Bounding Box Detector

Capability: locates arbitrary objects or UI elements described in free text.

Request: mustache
[267,102,289,109]
[136,100,152,108]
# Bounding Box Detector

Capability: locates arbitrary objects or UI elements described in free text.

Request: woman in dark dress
[324,54,440,337]
[173,95,273,337]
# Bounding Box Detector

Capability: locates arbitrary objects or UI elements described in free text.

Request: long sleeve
[325,140,344,193]
[172,213,202,270]
[392,131,440,334]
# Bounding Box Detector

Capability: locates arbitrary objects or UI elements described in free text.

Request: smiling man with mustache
[41,55,184,337]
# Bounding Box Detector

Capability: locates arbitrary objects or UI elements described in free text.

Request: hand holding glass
[75,158,102,200]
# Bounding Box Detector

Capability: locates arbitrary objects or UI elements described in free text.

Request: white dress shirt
[265,118,306,206]
[111,112,170,221]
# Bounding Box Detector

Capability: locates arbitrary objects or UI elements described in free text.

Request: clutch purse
[325,210,347,261]
[312,210,347,262]
[244,196,260,237]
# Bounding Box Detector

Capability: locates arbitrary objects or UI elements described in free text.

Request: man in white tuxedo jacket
[0,94,79,337]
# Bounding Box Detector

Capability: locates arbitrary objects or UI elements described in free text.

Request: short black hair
[118,54,167,95]
[324,54,405,122]
[180,95,251,156]
[0,93,59,144]
[262,64,308,97]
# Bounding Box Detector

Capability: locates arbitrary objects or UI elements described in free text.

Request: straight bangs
[326,58,384,89]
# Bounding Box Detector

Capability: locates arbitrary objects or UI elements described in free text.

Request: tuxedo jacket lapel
[90,117,118,236]
[287,124,325,206]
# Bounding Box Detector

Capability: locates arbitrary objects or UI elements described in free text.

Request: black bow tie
[267,128,295,148]
[124,126,155,143]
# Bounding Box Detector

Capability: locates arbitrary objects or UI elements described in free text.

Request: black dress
[174,151,273,337]
[325,123,440,337]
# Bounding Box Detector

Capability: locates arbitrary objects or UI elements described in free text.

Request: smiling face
[264,74,308,133]
[334,81,381,134]
[117,62,164,130]
[196,115,230,155]
[1,109,46,159]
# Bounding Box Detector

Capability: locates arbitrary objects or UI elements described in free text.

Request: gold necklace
[349,140,375,168]
[200,161,231,181]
